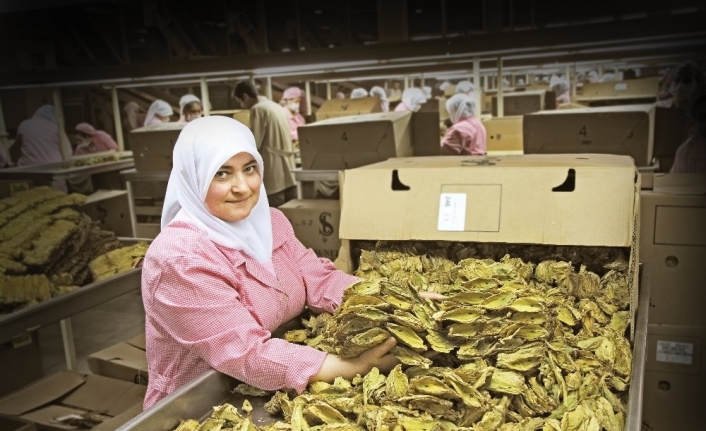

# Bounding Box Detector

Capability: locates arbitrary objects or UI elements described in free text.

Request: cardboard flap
[340,155,637,247]
[0,372,85,416]
[61,375,146,417]
[21,405,87,430]
[653,174,706,195]
[87,342,147,368]
[126,334,146,350]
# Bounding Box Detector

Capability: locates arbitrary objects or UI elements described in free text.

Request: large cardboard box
[642,324,706,431]
[481,116,523,153]
[523,104,656,166]
[128,122,185,172]
[492,90,555,116]
[579,77,660,99]
[87,334,148,385]
[336,154,640,326]
[298,111,412,170]
[314,97,382,121]
[411,111,441,157]
[278,199,341,261]
[0,333,43,397]
[639,174,706,327]
[0,371,146,431]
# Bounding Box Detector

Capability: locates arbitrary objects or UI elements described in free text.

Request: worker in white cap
[178,94,203,123]
[394,88,427,112]
[350,88,368,99]
[369,86,389,112]
[441,94,486,156]
[144,100,174,126]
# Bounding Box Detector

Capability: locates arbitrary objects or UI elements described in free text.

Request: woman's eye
[215,171,228,179]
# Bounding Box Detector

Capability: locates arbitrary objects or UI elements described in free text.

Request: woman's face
[205,152,261,222]
[184,103,203,122]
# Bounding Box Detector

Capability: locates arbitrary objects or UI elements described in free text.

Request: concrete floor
[38,289,145,375]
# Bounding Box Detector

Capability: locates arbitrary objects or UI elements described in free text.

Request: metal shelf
[0,155,134,184]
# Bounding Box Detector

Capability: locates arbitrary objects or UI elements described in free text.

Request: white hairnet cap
[550,76,569,95]
[445,93,476,124]
[401,88,427,112]
[423,86,432,98]
[350,88,368,98]
[455,80,475,95]
[369,86,387,101]
[439,81,451,91]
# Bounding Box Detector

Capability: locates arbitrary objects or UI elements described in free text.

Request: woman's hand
[309,337,398,384]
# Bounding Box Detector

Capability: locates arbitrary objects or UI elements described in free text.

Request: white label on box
[656,340,693,365]
[438,193,466,231]
[614,83,627,91]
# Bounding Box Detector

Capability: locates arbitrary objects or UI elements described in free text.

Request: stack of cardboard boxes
[639,174,706,431]
[576,77,661,107]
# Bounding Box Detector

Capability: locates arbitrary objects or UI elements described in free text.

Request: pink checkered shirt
[141,208,359,409]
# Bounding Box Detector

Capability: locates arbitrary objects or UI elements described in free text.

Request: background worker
[550,76,571,105]
[144,100,174,126]
[394,88,427,112]
[441,94,487,156]
[73,122,119,155]
[143,116,408,408]
[232,80,297,207]
[350,88,368,99]
[178,94,204,123]
[671,86,706,173]
[11,105,72,167]
[369,86,389,112]
[280,87,306,142]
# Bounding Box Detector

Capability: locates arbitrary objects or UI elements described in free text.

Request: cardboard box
[0,414,36,431]
[642,324,706,431]
[481,116,523,153]
[411,110,441,157]
[492,90,555,116]
[418,97,448,121]
[579,76,660,99]
[87,334,148,385]
[639,174,706,327]
[653,107,687,157]
[314,97,382,121]
[0,333,43,398]
[0,371,146,431]
[523,104,656,166]
[128,122,185,172]
[298,111,412,170]
[336,153,640,325]
[278,199,341,260]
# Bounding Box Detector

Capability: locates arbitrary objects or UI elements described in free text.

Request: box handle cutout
[391,170,410,191]
[552,169,575,192]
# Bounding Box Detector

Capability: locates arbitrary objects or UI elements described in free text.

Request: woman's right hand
[309,337,399,384]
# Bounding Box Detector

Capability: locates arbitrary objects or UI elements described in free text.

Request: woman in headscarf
[142,116,444,409]
[178,94,203,123]
[73,122,119,155]
[350,88,368,99]
[144,100,174,126]
[279,87,306,142]
[394,88,427,112]
[671,86,706,173]
[369,86,389,112]
[440,94,486,156]
[122,101,146,134]
[13,105,72,167]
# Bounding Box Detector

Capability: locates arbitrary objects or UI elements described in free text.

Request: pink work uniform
[141,209,360,409]
[285,109,306,141]
[440,116,487,156]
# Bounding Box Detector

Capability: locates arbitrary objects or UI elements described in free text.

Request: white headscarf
[124,102,140,129]
[422,86,432,99]
[446,93,476,124]
[401,88,427,112]
[179,94,201,114]
[34,105,57,123]
[161,116,273,263]
[350,88,368,98]
[369,86,389,112]
[144,100,173,126]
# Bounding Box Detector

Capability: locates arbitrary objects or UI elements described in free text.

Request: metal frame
[0,156,134,184]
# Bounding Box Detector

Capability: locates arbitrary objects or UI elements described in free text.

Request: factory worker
[73,123,119,155]
[142,116,444,409]
[599,72,616,83]
[586,70,600,83]
[144,100,174,126]
[178,94,203,123]
[394,88,427,112]
[12,105,72,167]
[666,61,705,110]
[439,81,452,92]
[122,101,145,135]
[280,87,306,142]
[516,78,526,86]
[550,76,571,105]
[455,80,476,96]
[422,86,433,99]
[369,86,389,112]
[232,80,296,207]
[671,86,706,173]
[441,94,487,156]
[350,88,368,99]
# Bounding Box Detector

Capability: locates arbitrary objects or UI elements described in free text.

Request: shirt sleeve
[273,211,361,314]
[250,106,265,151]
[440,128,464,155]
[147,255,327,393]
